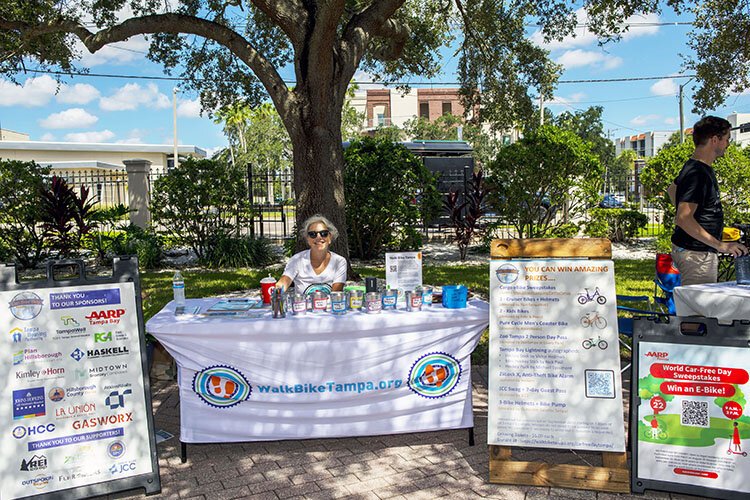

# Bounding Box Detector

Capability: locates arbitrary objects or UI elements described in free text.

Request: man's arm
[667,182,677,206]
[675,202,748,256]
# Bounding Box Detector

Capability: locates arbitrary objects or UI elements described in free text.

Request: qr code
[584,369,615,399]
[681,400,710,427]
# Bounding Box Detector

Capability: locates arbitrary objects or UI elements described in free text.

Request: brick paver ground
[98,368,708,500]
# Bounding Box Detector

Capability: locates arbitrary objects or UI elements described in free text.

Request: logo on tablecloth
[407,352,461,399]
[193,365,252,408]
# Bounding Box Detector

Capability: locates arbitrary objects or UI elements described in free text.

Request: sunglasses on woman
[307,230,330,238]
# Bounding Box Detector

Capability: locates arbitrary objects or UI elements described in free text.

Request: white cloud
[555,49,623,70]
[115,129,147,144]
[352,70,384,90]
[530,9,660,51]
[76,36,150,67]
[0,75,58,107]
[40,133,57,141]
[56,83,101,104]
[39,108,99,129]
[177,98,202,118]
[64,130,116,143]
[547,92,586,107]
[630,114,661,126]
[650,78,679,96]
[99,83,170,111]
[664,117,677,125]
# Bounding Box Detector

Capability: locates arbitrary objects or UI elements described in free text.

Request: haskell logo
[20,454,48,471]
[407,352,462,399]
[85,309,126,325]
[193,365,252,408]
[87,346,129,359]
[9,291,44,320]
[13,387,46,419]
[70,348,85,362]
[105,389,132,410]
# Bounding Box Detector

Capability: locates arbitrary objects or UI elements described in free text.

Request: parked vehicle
[599,194,624,209]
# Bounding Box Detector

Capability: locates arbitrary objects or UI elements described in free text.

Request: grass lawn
[141,258,655,364]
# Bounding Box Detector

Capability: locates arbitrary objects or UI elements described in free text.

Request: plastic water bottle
[172,271,185,306]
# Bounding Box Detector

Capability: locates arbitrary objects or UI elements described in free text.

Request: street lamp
[173,87,180,169]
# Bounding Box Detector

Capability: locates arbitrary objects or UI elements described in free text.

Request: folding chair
[654,253,681,314]
[616,294,671,373]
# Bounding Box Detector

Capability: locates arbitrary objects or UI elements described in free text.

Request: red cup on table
[260,276,277,304]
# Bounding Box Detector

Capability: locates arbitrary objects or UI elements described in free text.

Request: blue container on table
[441,285,468,308]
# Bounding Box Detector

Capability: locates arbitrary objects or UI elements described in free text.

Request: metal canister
[271,288,286,318]
[382,289,398,310]
[292,292,307,315]
[330,291,346,315]
[364,292,382,314]
[311,291,328,312]
[421,285,433,306]
[347,289,364,310]
[406,290,422,311]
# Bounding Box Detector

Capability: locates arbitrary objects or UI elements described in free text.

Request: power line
[20,67,696,86]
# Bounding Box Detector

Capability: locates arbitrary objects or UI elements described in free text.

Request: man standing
[668,116,747,285]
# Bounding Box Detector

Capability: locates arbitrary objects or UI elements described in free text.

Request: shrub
[150,157,250,259]
[0,159,50,268]
[110,224,164,270]
[202,234,275,268]
[39,176,98,259]
[585,208,648,242]
[343,137,441,259]
[444,169,489,260]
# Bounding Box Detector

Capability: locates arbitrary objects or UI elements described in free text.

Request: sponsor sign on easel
[0,258,160,499]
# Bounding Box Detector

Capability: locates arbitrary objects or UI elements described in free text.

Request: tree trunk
[288,94,350,267]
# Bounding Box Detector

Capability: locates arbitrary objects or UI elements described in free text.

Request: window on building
[377,113,385,126]
[442,102,452,115]
[501,135,512,145]
[419,102,429,118]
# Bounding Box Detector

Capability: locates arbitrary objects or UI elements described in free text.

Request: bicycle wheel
[577,295,588,305]
[594,317,607,329]
[597,296,607,305]
[598,340,608,350]
[582,340,593,349]
[581,317,591,327]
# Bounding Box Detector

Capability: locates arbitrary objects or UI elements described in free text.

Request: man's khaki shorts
[671,244,718,286]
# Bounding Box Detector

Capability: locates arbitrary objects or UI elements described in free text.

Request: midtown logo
[89,363,128,378]
[85,309,126,326]
[21,454,48,471]
[10,326,47,343]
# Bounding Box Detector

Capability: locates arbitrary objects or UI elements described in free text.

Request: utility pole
[173,87,180,169]
[679,78,693,144]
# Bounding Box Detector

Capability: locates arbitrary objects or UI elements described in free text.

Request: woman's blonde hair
[300,214,339,241]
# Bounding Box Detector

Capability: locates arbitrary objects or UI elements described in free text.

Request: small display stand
[488,238,629,493]
[0,258,160,499]
[631,316,750,500]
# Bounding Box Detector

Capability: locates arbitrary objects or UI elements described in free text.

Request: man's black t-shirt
[671,158,723,252]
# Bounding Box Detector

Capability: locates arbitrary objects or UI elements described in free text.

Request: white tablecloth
[146,298,489,443]
[674,282,750,323]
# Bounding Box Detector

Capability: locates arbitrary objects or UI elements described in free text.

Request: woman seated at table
[276,214,347,295]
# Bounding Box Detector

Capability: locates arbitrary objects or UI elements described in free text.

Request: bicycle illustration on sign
[580,311,607,329]
[582,335,609,350]
[577,287,607,305]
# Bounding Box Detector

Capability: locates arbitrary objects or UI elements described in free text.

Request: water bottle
[172,271,185,306]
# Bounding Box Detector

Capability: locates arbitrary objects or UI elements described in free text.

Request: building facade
[614,130,675,158]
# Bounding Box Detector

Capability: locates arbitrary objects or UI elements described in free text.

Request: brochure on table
[635,339,750,496]
[385,252,423,302]
[488,259,626,452]
[0,259,160,499]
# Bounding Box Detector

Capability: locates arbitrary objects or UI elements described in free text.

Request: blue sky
[1,8,748,154]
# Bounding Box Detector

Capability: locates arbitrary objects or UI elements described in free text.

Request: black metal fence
[53,168,129,208]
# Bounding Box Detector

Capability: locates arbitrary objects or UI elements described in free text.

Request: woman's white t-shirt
[282,250,347,295]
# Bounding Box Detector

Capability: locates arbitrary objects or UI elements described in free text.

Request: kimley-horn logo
[9,292,44,320]
[193,365,252,408]
[407,352,462,399]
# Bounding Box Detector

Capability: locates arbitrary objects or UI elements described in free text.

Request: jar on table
[382,289,398,311]
[291,292,307,315]
[347,289,364,311]
[330,291,347,315]
[364,292,382,314]
[311,291,328,313]
[405,290,422,311]
[421,285,433,306]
